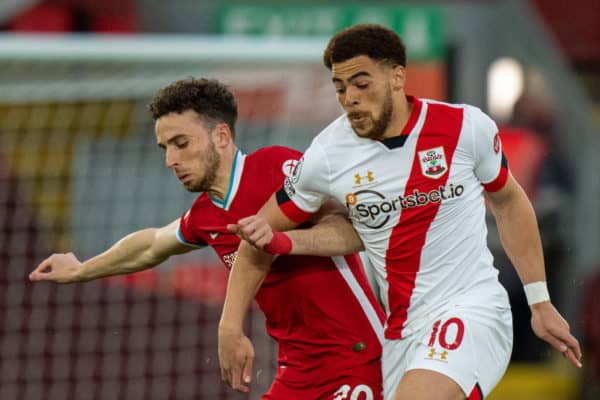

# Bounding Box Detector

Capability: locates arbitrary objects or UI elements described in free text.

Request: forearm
[219,242,273,332]
[285,214,364,256]
[78,228,166,281]
[489,186,546,284]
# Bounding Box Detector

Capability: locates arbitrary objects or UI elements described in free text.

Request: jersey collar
[379,96,425,149]
[209,149,246,210]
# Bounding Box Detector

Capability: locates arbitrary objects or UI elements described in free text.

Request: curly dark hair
[323,24,406,70]
[148,78,238,138]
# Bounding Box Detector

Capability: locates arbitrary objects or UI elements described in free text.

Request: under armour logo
[427,347,449,362]
[354,171,374,185]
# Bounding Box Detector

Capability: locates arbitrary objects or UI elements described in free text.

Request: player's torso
[190,148,384,379]
[320,100,504,337]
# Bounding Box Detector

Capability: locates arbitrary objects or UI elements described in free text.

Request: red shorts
[262,360,382,400]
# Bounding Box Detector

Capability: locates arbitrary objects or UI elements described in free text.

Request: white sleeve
[280,141,330,215]
[469,106,506,185]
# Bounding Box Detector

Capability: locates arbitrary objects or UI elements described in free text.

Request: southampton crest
[418,146,448,179]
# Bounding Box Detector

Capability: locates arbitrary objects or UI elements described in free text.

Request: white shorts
[382,296,513,399]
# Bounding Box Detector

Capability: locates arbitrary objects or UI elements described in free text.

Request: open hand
[530,301,582,368]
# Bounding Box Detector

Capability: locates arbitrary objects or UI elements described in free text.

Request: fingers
[29,253,81,283]
[242,353,254,385]
[535,310,583,368]
[232,216,273,249]
[544,335,582,368]
[29,257,54,281]
[221,361,250,393]
[229,365,248,393]
[563,332,582,362]
[226,224,240,234]
[554,329,582,368]
[563,347,582,368]
[218,332,254,393]
[221,364,248,393]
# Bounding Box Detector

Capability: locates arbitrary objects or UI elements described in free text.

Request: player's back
[177,146,384,387]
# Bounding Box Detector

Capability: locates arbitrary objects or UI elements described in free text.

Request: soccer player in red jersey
[29,78,385,399]
[219,25,582,400]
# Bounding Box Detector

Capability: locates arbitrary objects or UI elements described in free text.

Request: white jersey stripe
[332,255,385,345]
[210,149,246,210]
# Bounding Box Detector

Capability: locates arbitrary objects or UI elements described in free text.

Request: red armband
[264,231,292,255]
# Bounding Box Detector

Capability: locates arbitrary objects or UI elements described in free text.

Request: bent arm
[220,194,298,329]
[229,197,364,256]
[30,219,193,283]
[287,198,364,255]
[220,242,274,332]
[218,194,297,391]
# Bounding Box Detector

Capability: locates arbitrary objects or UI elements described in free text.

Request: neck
[207,146,238,201]
[381,95,412,139]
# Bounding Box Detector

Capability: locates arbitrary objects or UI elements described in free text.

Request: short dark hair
[323,24,407,70]
[148,77,238,138]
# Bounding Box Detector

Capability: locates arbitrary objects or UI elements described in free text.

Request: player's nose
[165,149,177,168]
[344,86,361,107]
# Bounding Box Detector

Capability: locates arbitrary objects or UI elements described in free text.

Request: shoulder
[422,99,496,133]
[189,193,212,212]
[247,146,303,180]
[300,114,353,164]
[250,145,302,162]
[421,98,470,121]
[182,193,212,227]
[462,104,498,135]
[310,114,351,147]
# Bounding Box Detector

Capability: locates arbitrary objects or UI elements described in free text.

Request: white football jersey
[277,97,510,339]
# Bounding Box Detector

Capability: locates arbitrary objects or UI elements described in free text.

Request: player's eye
[355,82,369,89]
[174,140,188,149]
[335,87,346,94]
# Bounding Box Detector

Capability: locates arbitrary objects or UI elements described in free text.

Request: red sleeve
[177,203,207,247]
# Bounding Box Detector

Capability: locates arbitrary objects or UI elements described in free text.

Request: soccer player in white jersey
[218,24,582,400]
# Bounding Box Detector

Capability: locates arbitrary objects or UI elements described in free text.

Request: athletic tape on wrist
[523,281,550,305]
[264,231,292,255]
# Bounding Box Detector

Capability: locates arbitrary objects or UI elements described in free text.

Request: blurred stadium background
[1,1,599,399]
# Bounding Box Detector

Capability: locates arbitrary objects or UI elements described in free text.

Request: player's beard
[349,85,394,139]
[188,140,220,193]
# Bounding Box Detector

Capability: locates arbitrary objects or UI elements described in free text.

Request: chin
[181,181,197,192]
[352,128,373,139]
[351,126,368,137]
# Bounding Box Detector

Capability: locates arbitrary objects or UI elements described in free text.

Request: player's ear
[211,123,233,148]
[390,65,406,92]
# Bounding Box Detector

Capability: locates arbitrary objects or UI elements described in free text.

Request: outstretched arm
[29,219,193,283]
[486,173,582,368]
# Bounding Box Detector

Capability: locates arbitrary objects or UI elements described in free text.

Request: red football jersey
[178,146,384,385]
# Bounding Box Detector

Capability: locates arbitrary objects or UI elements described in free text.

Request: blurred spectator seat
[8,3,74,32]
[8,0,137,33]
